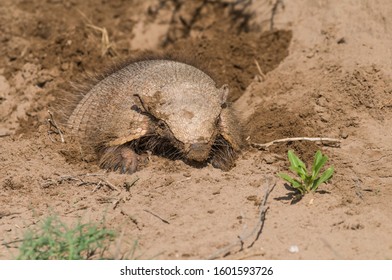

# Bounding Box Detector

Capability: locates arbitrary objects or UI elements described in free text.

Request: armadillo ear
[219,84,229,105]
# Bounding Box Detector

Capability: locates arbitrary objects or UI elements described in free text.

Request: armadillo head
[138,81,229,162]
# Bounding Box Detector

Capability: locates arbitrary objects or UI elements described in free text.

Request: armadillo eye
[157,120,166,129]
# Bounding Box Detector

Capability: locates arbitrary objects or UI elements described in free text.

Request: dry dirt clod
[67,59,244,174]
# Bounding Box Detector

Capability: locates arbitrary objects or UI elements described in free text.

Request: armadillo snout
[186,143,211,162]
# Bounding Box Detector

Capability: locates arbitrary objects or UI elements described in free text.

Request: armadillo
[67,59,243,173]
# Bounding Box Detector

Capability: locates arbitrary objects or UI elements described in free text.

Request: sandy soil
[1,0,392,259]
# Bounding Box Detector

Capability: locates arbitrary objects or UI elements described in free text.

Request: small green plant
[17,216,115,260]
[278,150,334,195]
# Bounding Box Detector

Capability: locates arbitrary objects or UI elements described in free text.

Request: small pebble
[289,245,299,253]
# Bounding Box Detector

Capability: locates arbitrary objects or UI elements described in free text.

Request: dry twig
[0,212,21,219]
[247,180,275,248]
[47,110,65,143]
[208,178,276,260]
[144,209,170,224]
[113,198,123,210]
[124,177,140,192]
[103,179,120,192]
[254,59,266,81]
[251,137,341,150]
[92,181,103,193]
[41,174,119,192]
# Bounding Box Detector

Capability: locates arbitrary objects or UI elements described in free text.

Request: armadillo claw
[99,145,138,174]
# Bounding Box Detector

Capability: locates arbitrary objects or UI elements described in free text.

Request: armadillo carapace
[67,59,243,173]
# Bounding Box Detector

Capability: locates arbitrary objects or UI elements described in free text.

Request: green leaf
[278,173,304,192]
[278,173,296,184]
[291,179,304,190]
[288,150,307,170]
[311,151,328,180]
[312,166,334,191]
[288,150,308,179]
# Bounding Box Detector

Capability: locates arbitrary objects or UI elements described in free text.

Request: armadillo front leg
[99,145,138,174]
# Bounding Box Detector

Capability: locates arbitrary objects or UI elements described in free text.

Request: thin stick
[113,198,122,210]
[47,110,65,143]
[2,239,25,247]
[78,173,107,177]
[103,179,119,192]
[251,137,341,150]
[41,174,119,192]
[208,178,276,260]
[65,205,88,214]
[92,181,102,193]
[248,181,275,248]
[124,177,139,192]
[0,212,21,219]
[254,59,266,81]
[144,209,170,224]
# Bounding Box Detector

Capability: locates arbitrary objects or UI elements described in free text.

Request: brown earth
[1,0,392,259]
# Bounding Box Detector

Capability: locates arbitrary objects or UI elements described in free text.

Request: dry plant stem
[78,173,107,177]
[64,205,88,214]
[252,137,341,150]
[47,110,64,143]
[86,24,115,56]
[41,174,119,192]
[76,8,116,56]
[208,178,276,260]
[248,180,275,248]
[103,179,120,192]
[113,198,123,210]
[254,59,266,81]
[0,212,21,219]
[2,238,25,247]
[92,181,102,193]
[144,209,170,224]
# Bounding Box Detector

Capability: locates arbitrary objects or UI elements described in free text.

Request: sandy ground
[1,0,392,259]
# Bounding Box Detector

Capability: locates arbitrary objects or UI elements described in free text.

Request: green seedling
[17,216,115,260]
[278,150,334,195]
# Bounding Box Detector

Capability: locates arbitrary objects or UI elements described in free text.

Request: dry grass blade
[86,24,116,56]
[76,8,117,56]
